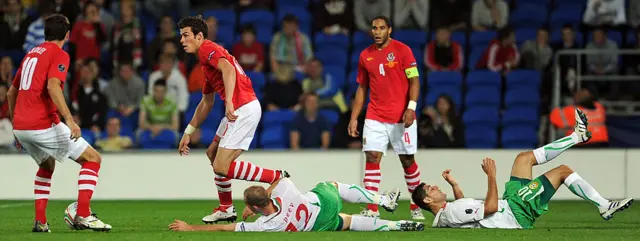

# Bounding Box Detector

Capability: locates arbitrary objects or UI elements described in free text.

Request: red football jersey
[357,39,417,123]
[12,42,69,130]
[198,40,257,109]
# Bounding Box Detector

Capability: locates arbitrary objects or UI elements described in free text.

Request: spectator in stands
[393,0,429,30]
[471,0,509,31]
[232,25,264,72]
[138,80,179,140]
[270,14,313,75]
[112,1,144,70]
[551,25,581,97]
[354,0,390,33]
[331,96,365,149]
[0,84,12,149]
[430,0,470,31]
[93,0,115,38]
[629,0,640,28]
[158,39,187,76]
[476,27,519,74]
[264,64,302,111]
[550,87,609,147]
[69,2,107,64]
[148,54,188,114]
[105,62,145,118]
[583,0,626,27]
[147,15,183,69]
[290,93,331,150]
[313,0,353,35]
[0,0,34,50]
[301,58,348,113]
[23,0,54,52]
[418,95,464,148]
[0,56,14,86]
[424,27,464,72]
[586,28,618,77]
[520,27,552,72]
[84,57,108,90]
[206,16,219,46]
[144,0,190,20]
[71,60,108,133]
[95,117,133,152]
[53,0,80,26]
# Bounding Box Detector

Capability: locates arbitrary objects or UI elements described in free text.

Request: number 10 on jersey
[19,57,38,90]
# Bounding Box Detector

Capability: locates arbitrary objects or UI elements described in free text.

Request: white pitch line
[0,203,31,208]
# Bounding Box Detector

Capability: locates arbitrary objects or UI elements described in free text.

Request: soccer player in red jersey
[348,16,425,220]
[176,16,289,224]
[7,14,111,232]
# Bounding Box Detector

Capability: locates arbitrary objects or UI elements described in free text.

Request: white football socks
[564,173,610,209]
[533,133,580,165]
[337,183,386,206]
[349,215,398,231]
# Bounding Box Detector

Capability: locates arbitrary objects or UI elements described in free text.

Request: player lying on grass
[411,109,633,229]
[169,178,425,232]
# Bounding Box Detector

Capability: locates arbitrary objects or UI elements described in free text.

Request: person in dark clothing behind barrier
[418,95,464,148]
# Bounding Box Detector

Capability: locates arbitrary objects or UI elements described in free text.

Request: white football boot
[600,198,633,220]
[574,109,592,142]
[202,206,237,224]
[410,208,425,220]
[359,209,380,218]
[380,188,400,212]
[74,214,112,231]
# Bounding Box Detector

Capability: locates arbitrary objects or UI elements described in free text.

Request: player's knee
[515,152,535,165]
[556,164,573,173]
[212,161,230,177]
[81,148,102,164]
[364,152,382,163]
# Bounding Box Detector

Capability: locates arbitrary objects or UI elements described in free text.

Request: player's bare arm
[348,82,369,137]
[403,76,420,128]
[47,77,80,141]
[442,169,465,200]
[180,92,214,156]
[168,219,236,232]
[481,158,499,216]
[6,84,20,150]
[217,58,238,122]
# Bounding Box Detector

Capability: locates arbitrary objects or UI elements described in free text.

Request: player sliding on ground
[169,178,425,232]
[411,109,633,229]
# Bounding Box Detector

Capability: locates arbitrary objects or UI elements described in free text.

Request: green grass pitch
[0,200,638,241]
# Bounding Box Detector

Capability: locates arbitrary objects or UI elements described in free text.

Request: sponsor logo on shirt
[58,64,65,72]
[410,62,417,66]
[208,51,216,60]
[366,57,374,61]
[387,52,395,61]
[465,209,473,214]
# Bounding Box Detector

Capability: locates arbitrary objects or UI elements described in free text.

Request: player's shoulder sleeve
[397,41,419,79]
[442,198,485,225]
[47,48,70,83]
[198,41,226,69]
[235,216,286,232]
[235,220,263,232]
[272,178,295,197]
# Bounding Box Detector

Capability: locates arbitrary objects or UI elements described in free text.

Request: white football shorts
[14,123,90,164]
[215,100,261,151]
[362,119,417,155]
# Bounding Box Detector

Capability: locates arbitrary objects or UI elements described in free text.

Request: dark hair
[282,14,298,24]
[84,57,99,66]
[37,0,55,16]
[436,94,458,121]
[177,16,208,39]
[44,14,70,41]
[497,27,514,41]
[593,27,606,34]
[309,57,322,65]
[411,183,430,211]
[372,16,392,28]
[562,24,574,30]
[83,1,98,17]
[244,186,270,208]
[241,24,256,35]
[153,79,167,88]
[538,25,550,33]
[118,60,133,69]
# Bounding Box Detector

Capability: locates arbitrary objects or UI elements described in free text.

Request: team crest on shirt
[529,182,539,189]
[386,52,395,61]
[58,64,65,72]
[366,57,373,61]
[207,51,216,60]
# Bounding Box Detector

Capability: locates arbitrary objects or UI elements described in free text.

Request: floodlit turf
[0,200,638,241]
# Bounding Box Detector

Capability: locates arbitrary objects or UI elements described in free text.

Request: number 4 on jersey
[379,63,385,76]
[20,57,38,90]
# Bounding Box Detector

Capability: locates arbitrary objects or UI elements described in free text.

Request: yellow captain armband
[405,67,419,78]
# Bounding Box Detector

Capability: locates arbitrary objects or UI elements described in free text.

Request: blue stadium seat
[139,129,177,149]
[276,0,309,7]
[1,50,25,67]
[504,88,541,108]
[427,71,463,88]
[352,31,372,50]
[246,71,266,91]
[502,126,538,149]
[203,9,236,27]
[188,92,203,111]
[587,31,623,46]
[393,30,427,49]
[550,30,583,47]
[425,86,462,107]
[509,4,548,28]
[324,66,347,88]
[81,129,96,146]
[465,125,498,149]
[549,6,584,30]
[239,10,275,44]
[315,49,348,68]
[319,109,339,127]
[515,29,538,46]
[465,87,501,108]
[216,25,235,48]
[107,110,139,131]
[199,128,216,146]
[260,125,288,149]
[411,48,423,68]
[470,31,496,50]
[506,70,541,89]
[628,30,638,45]
[502,107,540,128]
[314,32,350,51]
[350,49,361,67]
[463,107,500,128]
[430,32,467,48]
[466,70,501,88]
[262,110,297,127]
[277,6,312,35]
[347,70,359,97]
[467,48,485,70]
[250,133,259,149]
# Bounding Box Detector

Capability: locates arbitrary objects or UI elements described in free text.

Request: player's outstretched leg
[73,146,112,231]
[543,165,633,220]
[533,109,591,166]
[335,182,400,212]
[399,155,424,220]
[339,214,424,232]
[32,158,55,233]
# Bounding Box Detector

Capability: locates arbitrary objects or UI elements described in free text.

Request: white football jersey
[235,178,321,232]
[432,198,522,229]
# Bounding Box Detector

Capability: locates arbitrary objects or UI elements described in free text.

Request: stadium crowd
[0,0,634,151]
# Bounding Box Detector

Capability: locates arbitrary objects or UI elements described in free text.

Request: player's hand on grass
[67,120,81,142]
[178,135,191,156]
[225,102,238,122]
[347,119,359,137]
[168,220,192,231]
[481,157,496,177]
[403,109,416,128]
[242,206,256,220]
[442,169,458,186]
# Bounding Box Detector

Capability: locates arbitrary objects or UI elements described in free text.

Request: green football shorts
[504,175,556,229]
[310,182,343,231]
